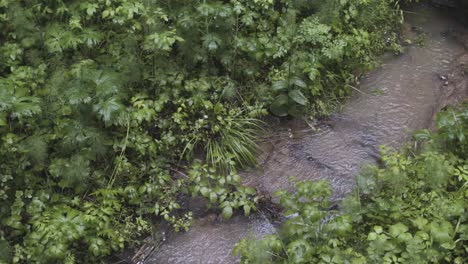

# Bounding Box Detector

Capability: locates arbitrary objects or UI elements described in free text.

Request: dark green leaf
[270,94,289,117]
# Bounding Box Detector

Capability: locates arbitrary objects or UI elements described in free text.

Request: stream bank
[132,4,468,264]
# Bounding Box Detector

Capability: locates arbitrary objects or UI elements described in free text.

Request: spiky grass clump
[206,117,264,173]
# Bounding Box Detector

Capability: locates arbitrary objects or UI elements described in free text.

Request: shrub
[0,0,407,262]
[235,106,468,264]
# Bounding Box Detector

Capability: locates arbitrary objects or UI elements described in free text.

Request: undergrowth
[235,105,468,263]
[0,0,409,262]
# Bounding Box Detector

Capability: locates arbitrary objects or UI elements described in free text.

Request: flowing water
[146,5,467,264]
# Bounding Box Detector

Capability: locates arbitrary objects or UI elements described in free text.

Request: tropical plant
[235,105,468,264]
[0,0,408,262]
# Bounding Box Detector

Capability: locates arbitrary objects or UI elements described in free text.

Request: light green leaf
[0,113,6,126]
[209,192,217,203]
[200,187,210,197]
[389,223,408,237]
[374,226,383,234]
[293,78,307,88]
[243,205,251,216]
[222,206,233,219]
[288,90,308,106]
[272,80,287,91]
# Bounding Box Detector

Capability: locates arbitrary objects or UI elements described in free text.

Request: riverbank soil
[435,54,468,120]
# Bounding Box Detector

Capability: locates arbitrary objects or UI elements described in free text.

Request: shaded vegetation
[0,0,411,262]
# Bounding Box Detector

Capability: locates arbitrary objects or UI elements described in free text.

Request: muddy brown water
[146,5,467,264]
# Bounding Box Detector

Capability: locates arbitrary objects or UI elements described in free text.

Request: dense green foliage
[235,106,468,263]
[0,0,406,263]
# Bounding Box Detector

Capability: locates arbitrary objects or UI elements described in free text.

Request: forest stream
[138,4,468,264]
